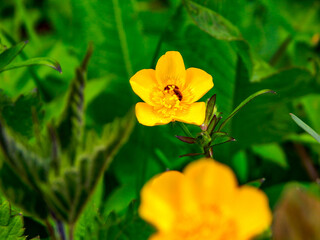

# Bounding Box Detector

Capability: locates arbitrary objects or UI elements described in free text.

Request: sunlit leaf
[0,200,25,240]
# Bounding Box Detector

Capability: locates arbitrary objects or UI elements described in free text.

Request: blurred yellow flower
[130,51,213,126]
[139,158,272,240]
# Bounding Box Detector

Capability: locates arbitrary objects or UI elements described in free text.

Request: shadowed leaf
[218,89,275,131]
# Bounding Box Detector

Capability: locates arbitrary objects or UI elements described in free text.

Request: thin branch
[177,122,193,138]
[294,143,319,182]
[45,219,57,240]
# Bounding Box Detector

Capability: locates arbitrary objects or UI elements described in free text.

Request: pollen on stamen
[150,85,185,118]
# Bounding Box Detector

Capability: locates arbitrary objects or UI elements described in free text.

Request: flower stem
[177,122,193,138]
[203,147,214,159]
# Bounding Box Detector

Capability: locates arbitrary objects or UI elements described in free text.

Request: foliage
[0,198,25,240]
[0,0,319,239]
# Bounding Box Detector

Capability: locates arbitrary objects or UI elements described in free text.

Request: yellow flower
[130,51,213,126]
[139,158,272,240]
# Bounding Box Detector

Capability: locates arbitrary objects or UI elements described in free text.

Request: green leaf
[184,0,242,41]
[75,179,103,240]
[0,57,62,73]
[0,122,49,220]
[210,134,235,147]
[218,89,275,131]
[290,113,320,144]
[231,61,319,150]
[252,143,288,168]
[2,93,44,138]
[0,41,27,70]
[183,0,275,81]
[0,162,49,220]
[246,178,266,188]
[231,150,248,183]
[57,45,93,157]
[0,200,26,240]
[202,94,216,130]
[285,133,319,145]
[42,109,135,224]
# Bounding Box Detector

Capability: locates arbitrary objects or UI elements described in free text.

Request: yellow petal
[149,233,175,240]
[130,69,157,105]
[174,102,206,125]
[183,158,237,207]
[233,186,272,239]
[139,171,184,232]
[135,103,171,126]
[185,68,213,102]
[156,51,186,88]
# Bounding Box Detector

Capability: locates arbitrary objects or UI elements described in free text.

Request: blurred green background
[0,0,320,239]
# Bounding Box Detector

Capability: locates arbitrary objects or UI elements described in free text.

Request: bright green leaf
[0,200,26,240]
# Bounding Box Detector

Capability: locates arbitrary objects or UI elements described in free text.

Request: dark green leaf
[0,162,49,220]
[218,89,275,131]
[2,93,44,138]
[0,121,49,220]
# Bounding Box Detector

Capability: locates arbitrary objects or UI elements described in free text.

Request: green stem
[177,122,193,138]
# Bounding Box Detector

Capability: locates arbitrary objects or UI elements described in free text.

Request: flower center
[151,85,184,118]
[164,85,183,101]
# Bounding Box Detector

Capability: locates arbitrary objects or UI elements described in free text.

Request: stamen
[151,85,184,118]
[164,85,183,101]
